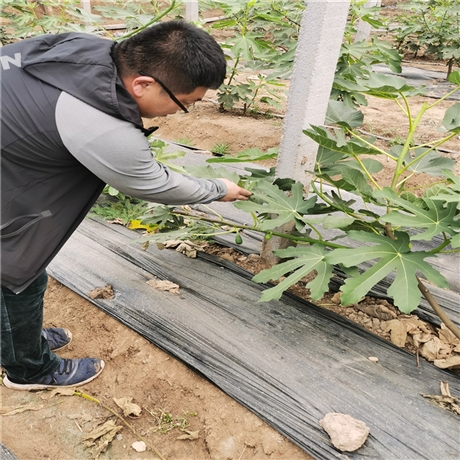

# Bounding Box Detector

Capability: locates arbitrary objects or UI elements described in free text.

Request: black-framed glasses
[139,71,189,113]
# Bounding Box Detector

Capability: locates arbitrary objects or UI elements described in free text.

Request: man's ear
[123,75,154,98]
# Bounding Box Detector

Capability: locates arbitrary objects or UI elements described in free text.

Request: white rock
[132,441,147,452]
[319,413,370,452]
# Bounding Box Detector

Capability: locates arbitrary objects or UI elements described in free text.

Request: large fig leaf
[183,165,241,185]
[448,70,460,85]
[360,73,425,98]
[253,245,333,302]
[326,100,364,129]
[207,147,278,163]
[325,231,449,313]
[442,102,460,133]
[235,181,316,231]
[375,188,459,240]
[304,126,379,156]
[403,148,455,176]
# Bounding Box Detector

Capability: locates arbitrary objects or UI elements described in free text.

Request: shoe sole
[2,360,105,391]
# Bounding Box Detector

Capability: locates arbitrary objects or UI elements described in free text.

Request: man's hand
[218,178,252,202]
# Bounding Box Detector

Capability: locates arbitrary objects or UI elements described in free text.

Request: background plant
[201,0,304,112]
[0,0,181,44]
[393,0,460,77]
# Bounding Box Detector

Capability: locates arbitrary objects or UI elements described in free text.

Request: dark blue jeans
[1,271,61,382]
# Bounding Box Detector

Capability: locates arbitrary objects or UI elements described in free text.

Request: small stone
[319,413,370,452]
[132,441,147,452]
[368,356,379,363]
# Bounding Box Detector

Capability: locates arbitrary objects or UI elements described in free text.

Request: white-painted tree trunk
[185,0,199,22]
[81,0,91,14]
[276,0,350,183]
[355,0,382,43]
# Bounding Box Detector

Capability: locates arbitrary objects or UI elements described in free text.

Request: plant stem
[347,129,398,160]
[399,132,458,175]
[116,0,176,41]
[390,100,427,189]
[416,276,460,340]
[171,209,347,249]
[427,85,460,109]
[74,391,166,460]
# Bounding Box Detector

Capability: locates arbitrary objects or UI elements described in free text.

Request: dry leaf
[411,332,433,348]
[158,239,203,258]
[83,419,122,458]
[331,292,342,304]
[113,397,142,417]
[176,242,197,258]
[384,320,407,347]
[131,441,147,452]
[177,430,200,440]
[82,420,122,443]
[420,337,451,361]
[0,402,44,416]
[355,303,396,321]
[438,323,460,346]
[440,381,451,397]
[107,218,124,226]
[421,394,460,416]
[400,316,429,333]
[146,279,180,295]
[41,388,76,399]
[433,355,460,370]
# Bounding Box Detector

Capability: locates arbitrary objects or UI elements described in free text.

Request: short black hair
[113,20,227,94]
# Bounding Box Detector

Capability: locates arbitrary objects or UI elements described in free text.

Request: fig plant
[140,70,460,337]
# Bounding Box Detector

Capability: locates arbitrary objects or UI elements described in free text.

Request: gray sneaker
[42,327,73,351]
[3,358,105,391]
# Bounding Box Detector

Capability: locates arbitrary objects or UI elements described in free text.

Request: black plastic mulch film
[48,63,460,460]
[49,216,460,460]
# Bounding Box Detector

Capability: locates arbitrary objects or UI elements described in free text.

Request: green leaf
[234,181,316,231]
[442,103,460,133]
[451,233,460,248]
[448,70,460,85]
[315,146,347,169]
[207,147,277,163]
[326,100,364,129]
[305,214,355,229]
[141,204,179,228]
[304,126,379,157]
[136,225,214,244]
[375,188,459,240]
[231,32,263,61]
[405,148,455,176]
[253,245,333,301]
[325,231,449,313]
[341,168,374,197]
[183,165,241,185]
[361,73,424,98]
[107,186,120,197]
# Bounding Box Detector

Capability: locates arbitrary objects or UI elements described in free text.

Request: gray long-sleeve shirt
[1,33,226,293]
[56,92,226,205]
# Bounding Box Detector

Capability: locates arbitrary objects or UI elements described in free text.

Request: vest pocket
[0,210,53,239]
